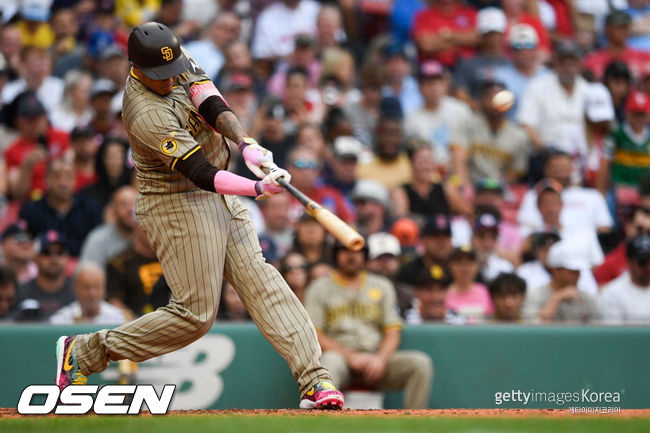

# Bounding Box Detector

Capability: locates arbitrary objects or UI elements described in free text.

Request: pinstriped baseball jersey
[122,49,230,194]
[72,47,333,399]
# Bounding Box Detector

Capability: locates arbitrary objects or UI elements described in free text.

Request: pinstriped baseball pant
[74,191,331,395]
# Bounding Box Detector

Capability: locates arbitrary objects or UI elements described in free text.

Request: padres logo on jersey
[160,136,178,155]
[161,46,173,61]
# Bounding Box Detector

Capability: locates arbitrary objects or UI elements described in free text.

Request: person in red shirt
[412,0,479,68]
[68,126,98,192]
[583,11,650,81]
[594,206,650,286]
[4,92,69,201]
[501,0,551,58]
[285,146,355,226]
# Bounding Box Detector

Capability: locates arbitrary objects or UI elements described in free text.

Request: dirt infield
[2,408,650,418]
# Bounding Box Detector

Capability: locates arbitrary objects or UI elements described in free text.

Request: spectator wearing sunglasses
[0,220,37,284]
[280,252,311,304]
[494,23,548,121]
[595,206,650,286]
[286,146,354,225]
[13,230,74,321]
[600,235,650,324]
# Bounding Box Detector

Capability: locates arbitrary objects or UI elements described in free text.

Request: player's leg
[376,350,434,409]
[222,196,343,408]
[58,192,228,384]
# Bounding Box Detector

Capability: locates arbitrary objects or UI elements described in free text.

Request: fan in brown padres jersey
[54,22,344,410]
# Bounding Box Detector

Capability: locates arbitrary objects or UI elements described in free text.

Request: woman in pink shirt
[446,245,495,322]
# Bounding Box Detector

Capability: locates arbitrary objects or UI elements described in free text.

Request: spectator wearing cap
[343,65,383,149]
[600,235,650,324]
[2,46,64,114]
[19,158,102,257]
[405,60,472,169]
[599,91,650,199]
[367,232,402,284]
[13,230,74,321]
[452,79,530,187]
[472,206,515,283]
[323,135,363,199]
[518,151,613,237]
[357,97,413,189]
[50,261,126,324]
[522,240,601,323]
[259,193,294,257]
[488,272,526,322]
[286,146,354,225]
[412,0,479,69]
[0,220,37,284]
[603,61,632,124]
[517,39,589,153]
[495,23,549,121]
[351,180,391,237]
[397,213,454,287]
[380,44,423,116]
[106,224,167,317]
[405,266,453,324]
[49,69,93,133]
[392,143,470,224]
[446,245,494,322]
[501,0,550,56]
[4,91,70,201]
[267,34,321,99]
[49,7,84,78]
[251,0,321,62]
[0,265,17,322]
[454,7,511,106]
[185,11,241,81]
[221,71,257,131]
[595,206,650,286]
[88,78,123,138]
[80,186,137,269]
[15,0,55,50]
[583,10,650,82]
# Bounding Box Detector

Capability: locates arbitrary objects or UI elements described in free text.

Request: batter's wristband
[254,181,263,196]
[239,137,258,152]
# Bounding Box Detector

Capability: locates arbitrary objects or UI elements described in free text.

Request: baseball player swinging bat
[275,177,365,252]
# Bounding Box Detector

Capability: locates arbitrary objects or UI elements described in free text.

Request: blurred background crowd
[0,0,649,326]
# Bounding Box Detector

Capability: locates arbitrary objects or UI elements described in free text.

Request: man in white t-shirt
[185,11,241,80]
[518,150,613,235]
[600,236,650,324]
[251,0,320,60]
[405,60,472,169]
[517,40,588,152]
[50,262,126,325]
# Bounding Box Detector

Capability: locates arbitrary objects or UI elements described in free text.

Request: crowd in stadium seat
[0,0,649,325]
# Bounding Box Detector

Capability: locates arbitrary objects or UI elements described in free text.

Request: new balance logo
[17,384,175,415]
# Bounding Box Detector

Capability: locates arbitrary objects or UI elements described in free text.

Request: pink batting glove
[240,137,274,179]
[254,171,285,200]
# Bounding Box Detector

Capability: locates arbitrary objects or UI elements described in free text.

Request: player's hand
[265,163,291,185]
[254,171,285,200]
[362,355,387,385]
[240,137,274,179]
[346,352,373,372]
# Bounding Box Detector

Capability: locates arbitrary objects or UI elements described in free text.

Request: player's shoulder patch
[160,135,178,155]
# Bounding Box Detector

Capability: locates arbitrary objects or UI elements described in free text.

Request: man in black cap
[14,230,74,321]
[600,235,650,324]
[396,213,454,287]
[0,220,37,284]
[583,10,650,81]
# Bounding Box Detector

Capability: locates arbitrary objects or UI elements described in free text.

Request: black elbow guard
[198,95,232,129]
[172,146,219,192]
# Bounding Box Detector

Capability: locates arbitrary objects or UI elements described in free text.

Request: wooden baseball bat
[277,177,365,252]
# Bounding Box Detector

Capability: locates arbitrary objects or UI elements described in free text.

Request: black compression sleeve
[198,95,232,129]
[172,146,218,192]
